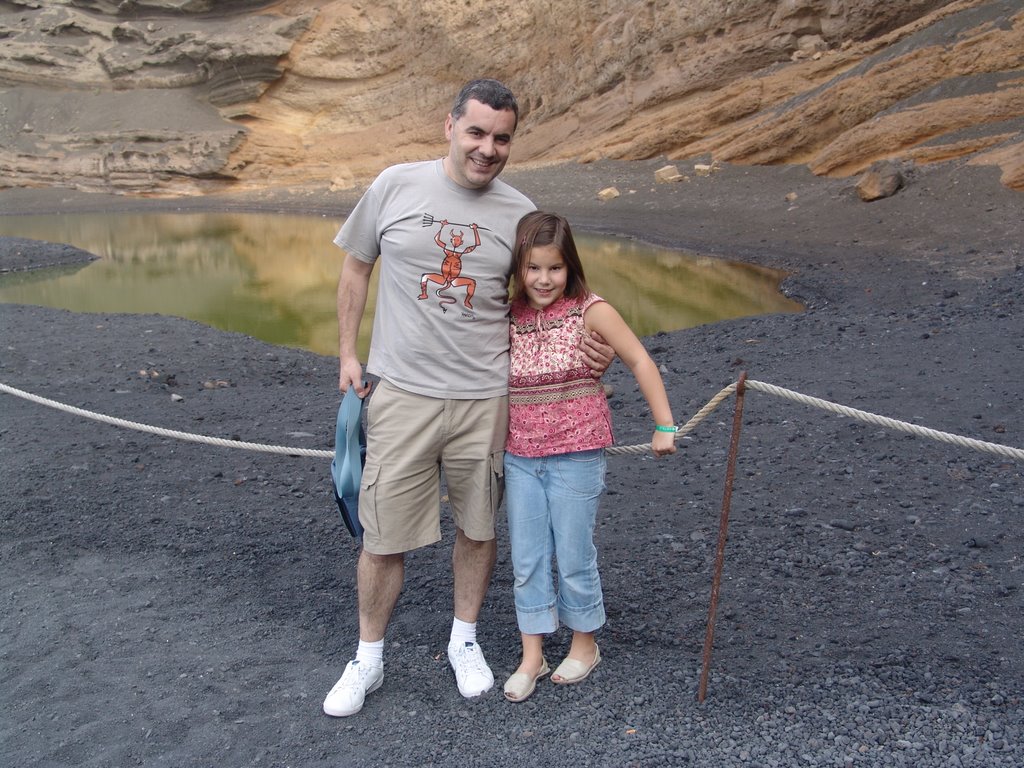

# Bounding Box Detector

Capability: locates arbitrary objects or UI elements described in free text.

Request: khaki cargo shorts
[358,379,508,555]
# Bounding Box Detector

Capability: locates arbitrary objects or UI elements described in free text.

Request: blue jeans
[504,449,607,635]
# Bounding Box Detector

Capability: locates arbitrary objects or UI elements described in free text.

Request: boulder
[856,161,905,201]
[655,164,684,183]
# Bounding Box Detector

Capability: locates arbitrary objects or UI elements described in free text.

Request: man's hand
[339,357,371,397]
[580,330,615,378]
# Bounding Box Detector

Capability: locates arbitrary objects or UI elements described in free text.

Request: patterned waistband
[509,375,605,406]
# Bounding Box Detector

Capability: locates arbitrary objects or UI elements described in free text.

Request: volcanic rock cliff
[0,0,1020,196]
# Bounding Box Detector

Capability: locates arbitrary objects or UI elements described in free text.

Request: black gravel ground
[1,158,1022,767]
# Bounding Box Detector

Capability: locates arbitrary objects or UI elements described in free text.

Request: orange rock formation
[0,0,1020,195]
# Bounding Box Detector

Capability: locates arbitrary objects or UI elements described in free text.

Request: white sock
[450,617,477,647]
[355,639,384,667]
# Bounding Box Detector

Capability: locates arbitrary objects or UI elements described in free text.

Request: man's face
[443,99,516,190]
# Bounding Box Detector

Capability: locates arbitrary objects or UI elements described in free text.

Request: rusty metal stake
[698,371,747,703]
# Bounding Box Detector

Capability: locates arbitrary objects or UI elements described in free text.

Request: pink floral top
[506,293,613,458]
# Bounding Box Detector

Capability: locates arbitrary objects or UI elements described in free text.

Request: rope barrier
[1,378,1021,462]
[743,379,1024,462]
[606,383,736,456]
[0,382,332,459]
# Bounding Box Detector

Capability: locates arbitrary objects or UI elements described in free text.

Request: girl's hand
[651,430,677,457]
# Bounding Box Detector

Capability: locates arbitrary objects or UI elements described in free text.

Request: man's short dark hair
[451,79,519,130]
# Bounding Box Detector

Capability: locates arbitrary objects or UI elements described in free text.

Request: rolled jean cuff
[558,600,606,634]
[515,603,558,635]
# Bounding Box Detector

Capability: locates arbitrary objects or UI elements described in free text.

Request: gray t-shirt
[334,159,535,399]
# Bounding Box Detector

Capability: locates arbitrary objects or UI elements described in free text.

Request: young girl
[502,210,677,703]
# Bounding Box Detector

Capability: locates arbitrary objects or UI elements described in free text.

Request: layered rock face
[0,0,1020,195]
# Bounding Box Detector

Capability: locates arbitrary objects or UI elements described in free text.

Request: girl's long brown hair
[510,211,590,303]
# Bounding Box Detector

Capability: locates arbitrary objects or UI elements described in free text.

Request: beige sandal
[503,658,550,703]
[551,644,601,684]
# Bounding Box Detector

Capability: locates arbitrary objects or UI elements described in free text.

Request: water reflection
[0,212,801,357]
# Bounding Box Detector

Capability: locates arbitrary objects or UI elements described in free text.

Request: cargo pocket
[359,462,381,536]
[489,450,506,514]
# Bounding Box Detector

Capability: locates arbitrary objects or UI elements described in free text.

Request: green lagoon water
[0,212,801,358]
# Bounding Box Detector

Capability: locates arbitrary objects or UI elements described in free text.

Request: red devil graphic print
[418,213,491,311]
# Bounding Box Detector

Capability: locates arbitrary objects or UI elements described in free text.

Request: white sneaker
[447,641,494,698]
[323,660,384,717]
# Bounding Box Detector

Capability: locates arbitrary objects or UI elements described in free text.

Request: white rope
[0,382,332,459]
[606,383,736,456]
[744,379,1024,462]
[2,378,1021,462]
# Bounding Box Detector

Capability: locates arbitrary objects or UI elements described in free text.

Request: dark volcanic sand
[1,158,1022,767]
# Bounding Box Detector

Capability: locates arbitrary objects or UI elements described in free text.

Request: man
[324,78,610,717]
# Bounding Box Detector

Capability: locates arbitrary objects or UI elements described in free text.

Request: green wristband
[655,425,678,433]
